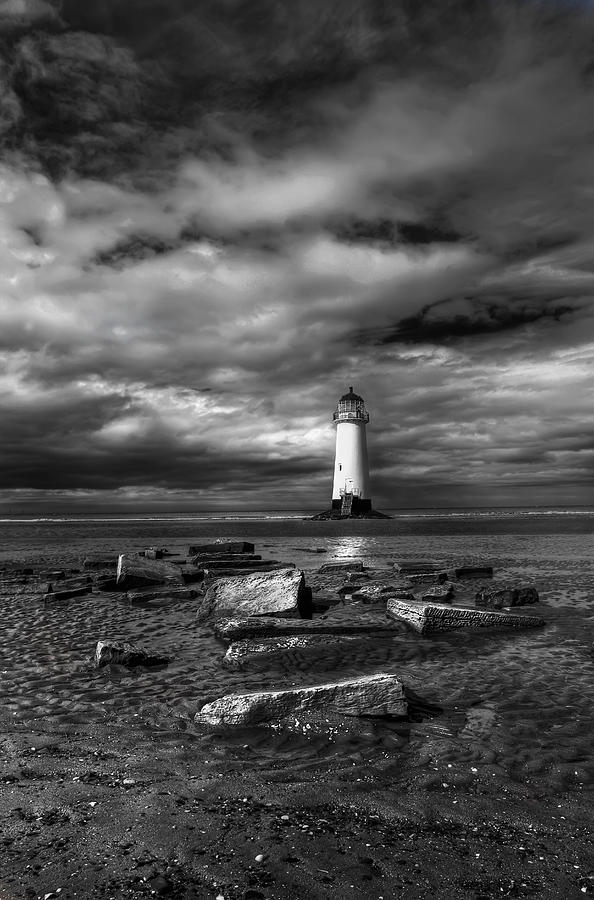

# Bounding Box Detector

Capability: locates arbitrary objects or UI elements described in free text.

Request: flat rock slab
[387,598,545,635]
[198,558,279,570]
[126,586,201,602]
[197,568,310,621]
[350,581,413,602]
[188,541,255,555]
[319,561,364,573]
[189,554,262,566]
[223,633,388,668]
[418,583,455,603]
[407,572,448,584]
[393,560,446,575]
[475,586,539,608]
[214,607,404,641]
[116,554,184,590]
[202,564,294,579]
[82,555,119,570]
[194,673,407,726]
[94,640,171,668]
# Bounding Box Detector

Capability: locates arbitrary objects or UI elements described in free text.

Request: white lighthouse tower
[331,387,372,516]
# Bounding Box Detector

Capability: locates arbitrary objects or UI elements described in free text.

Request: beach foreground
[0,513,592,899]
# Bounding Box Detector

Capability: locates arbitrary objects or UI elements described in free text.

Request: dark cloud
[1,0,594,508]
[383,297,579,343]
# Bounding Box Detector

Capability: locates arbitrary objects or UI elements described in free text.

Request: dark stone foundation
[311,499,391,520]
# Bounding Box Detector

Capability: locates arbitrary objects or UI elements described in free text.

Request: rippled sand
[0,521,592,799]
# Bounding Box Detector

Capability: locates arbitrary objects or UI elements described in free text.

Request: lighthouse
[331,387,372,516]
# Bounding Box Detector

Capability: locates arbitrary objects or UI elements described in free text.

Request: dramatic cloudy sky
[1,0,593,511]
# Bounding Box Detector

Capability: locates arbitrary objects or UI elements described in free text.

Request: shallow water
[0,511,592,797]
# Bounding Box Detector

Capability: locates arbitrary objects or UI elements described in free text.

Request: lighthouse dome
[340,386,363,402]
[333,387,369,424]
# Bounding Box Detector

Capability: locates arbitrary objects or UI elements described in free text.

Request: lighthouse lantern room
[331,387,372,516]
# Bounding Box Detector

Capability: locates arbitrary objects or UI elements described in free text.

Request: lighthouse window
[339,464,342,471]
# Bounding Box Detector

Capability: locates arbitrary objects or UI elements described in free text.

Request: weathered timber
[197,568,311,621]
[319,560,364,573]
[214,608,403,641]
[475,586,539,608]
[94,640,171,668]
[194,673,407,726]
[116,554,184,590]
[387,598,546,635]
[188,541,255,556]
[126,586,201,602]
[44,585,91,602]
[223,633,394,669]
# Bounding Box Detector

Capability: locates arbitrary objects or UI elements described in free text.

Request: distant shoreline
[0,506,594,524]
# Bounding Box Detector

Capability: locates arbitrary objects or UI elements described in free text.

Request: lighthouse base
[311,499,391,520]
[331,496,372,516]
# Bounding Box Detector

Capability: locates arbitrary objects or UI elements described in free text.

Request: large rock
[196,568,311,620]
[188,541,255,556]
[387,598,545,635]
[194,673,407,726]
[115,554,184,590]
[223,633,384,669]
[475,586,539,608]
[214,605,404,641]
[94,640,171,668]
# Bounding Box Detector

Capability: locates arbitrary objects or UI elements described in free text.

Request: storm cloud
[1,0,593,510]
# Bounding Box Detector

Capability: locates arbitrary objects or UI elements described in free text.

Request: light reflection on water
[0,516,592,795]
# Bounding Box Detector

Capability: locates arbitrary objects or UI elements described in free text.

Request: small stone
[94,640,171,668]
[254,854,265,862]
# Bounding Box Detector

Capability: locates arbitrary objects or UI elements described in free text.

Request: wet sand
[0,521,592,899]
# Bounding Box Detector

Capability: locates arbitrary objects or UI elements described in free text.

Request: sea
[0,506,592,800]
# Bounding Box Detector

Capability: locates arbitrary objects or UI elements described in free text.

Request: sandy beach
[0,514,592,899]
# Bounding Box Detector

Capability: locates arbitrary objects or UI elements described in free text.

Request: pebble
[254,854,265,863]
